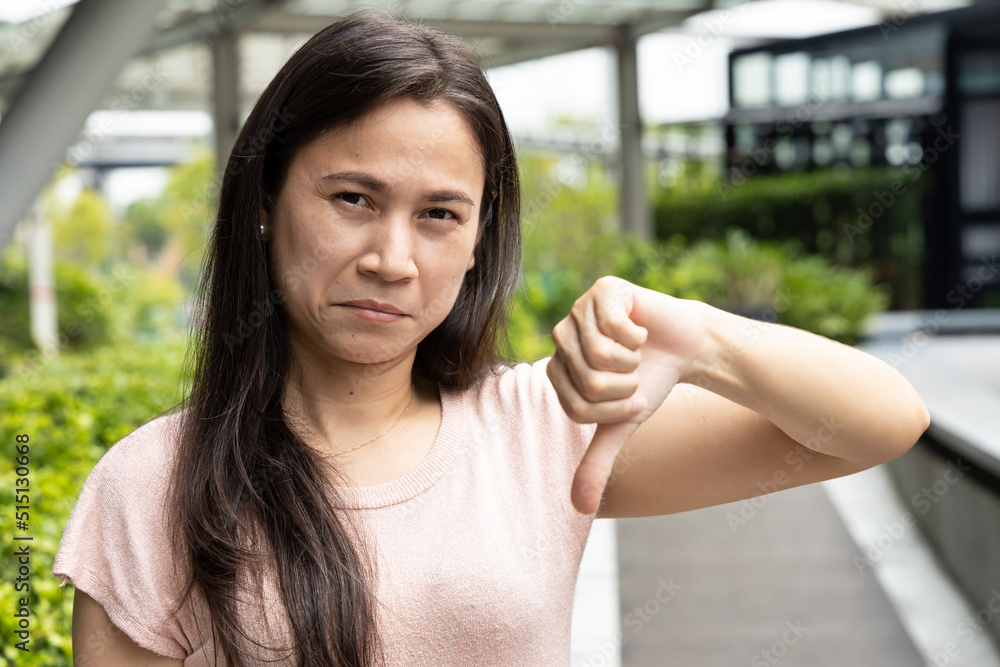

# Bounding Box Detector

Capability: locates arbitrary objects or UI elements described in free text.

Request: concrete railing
[860,310,1000,650]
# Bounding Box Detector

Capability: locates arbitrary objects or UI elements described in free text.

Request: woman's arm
[546,276,930,516]
[72,589,183,666]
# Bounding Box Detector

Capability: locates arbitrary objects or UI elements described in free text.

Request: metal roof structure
[0,0,975,253]
[0,0,721,118]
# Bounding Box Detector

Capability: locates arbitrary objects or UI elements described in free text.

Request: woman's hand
[546,276,706,515]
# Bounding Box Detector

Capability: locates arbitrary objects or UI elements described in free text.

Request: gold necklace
[330,386,415,458]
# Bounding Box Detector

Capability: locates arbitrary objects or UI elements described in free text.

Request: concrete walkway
[612,478,923,666]
[569,461,1000,666]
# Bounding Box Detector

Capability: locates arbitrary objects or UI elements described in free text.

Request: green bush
[106,264,187,342]
[646,229,889,345]
[0,258,114,357]
[509,226,889,358]
[653,166,927,309]
[0,253,187,366]
[0,337,190,666]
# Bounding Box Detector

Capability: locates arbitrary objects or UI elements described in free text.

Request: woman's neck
[282,349,419,457]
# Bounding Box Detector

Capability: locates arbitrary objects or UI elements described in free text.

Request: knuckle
[588,344,613,368]
[609,313,630,331]
[595,275,617,290]
[551,322,564,346]
[566,393,589,420]
[582,374,606,398]
[557,395,575,418]
[552,320,571,348]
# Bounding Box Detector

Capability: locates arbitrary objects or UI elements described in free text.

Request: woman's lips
[337,300,408,322]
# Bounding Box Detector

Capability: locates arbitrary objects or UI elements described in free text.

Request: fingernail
[632,395,646,414]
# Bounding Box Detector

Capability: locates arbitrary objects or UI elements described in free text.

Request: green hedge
[652,166,929,309]
[0,337,190,666]
[0,259,115,358]
[0,255,187,377]
[509,228,890,361]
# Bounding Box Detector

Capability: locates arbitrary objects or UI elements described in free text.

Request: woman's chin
[326,339,416,367]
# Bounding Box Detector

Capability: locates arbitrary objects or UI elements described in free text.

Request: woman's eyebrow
[317,171,475,206]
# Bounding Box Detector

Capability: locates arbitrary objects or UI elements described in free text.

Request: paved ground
[571,463,1000,667]
[612,480,925,667]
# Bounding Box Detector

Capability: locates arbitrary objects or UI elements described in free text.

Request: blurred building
[723,3,1000,309]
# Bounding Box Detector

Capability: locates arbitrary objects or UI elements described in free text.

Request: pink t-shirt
[52,357,599,665]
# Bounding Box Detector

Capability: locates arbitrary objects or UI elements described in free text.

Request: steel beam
[614,25,652,239]
[0,0,170,252]
[211,29,241,171]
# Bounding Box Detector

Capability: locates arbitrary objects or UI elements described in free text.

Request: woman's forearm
[682,302,930,464]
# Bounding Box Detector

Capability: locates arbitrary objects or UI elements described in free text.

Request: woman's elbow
[885,397,931,462]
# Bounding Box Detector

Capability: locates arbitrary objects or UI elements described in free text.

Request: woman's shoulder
[465,357,551,397]
[54,408,197,660]
[85,408,189,493]
[56,408,191,571]
[462,356,578,423]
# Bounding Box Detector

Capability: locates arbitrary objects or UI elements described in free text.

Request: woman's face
[264,96,486,368]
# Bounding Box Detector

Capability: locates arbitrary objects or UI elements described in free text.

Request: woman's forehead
[293,99,486,195]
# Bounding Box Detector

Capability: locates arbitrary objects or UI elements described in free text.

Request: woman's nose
[356,215,418,282]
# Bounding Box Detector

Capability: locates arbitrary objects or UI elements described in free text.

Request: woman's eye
[338,192,368,207]
[427,208,456,220]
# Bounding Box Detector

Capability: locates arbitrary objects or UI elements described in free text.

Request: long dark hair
[165,9,522,666]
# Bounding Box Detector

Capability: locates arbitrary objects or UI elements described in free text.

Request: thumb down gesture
[546,276,705,515]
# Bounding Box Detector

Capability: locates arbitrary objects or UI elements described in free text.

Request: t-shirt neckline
[326,382,464,510]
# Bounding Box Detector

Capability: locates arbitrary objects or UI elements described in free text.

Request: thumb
[572,417,642,515]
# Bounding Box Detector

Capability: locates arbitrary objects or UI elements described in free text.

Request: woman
[53,8,930,667]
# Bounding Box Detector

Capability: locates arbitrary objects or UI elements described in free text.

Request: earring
[259,223,268,238]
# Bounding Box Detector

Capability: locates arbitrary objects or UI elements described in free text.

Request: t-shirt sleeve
[528,356,599,502]
[52,413,193,660]
[490,357,600,523]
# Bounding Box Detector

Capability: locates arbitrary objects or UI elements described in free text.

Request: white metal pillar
[614,25,652,240]
[212,29,241,174]
[28,199,58,357]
